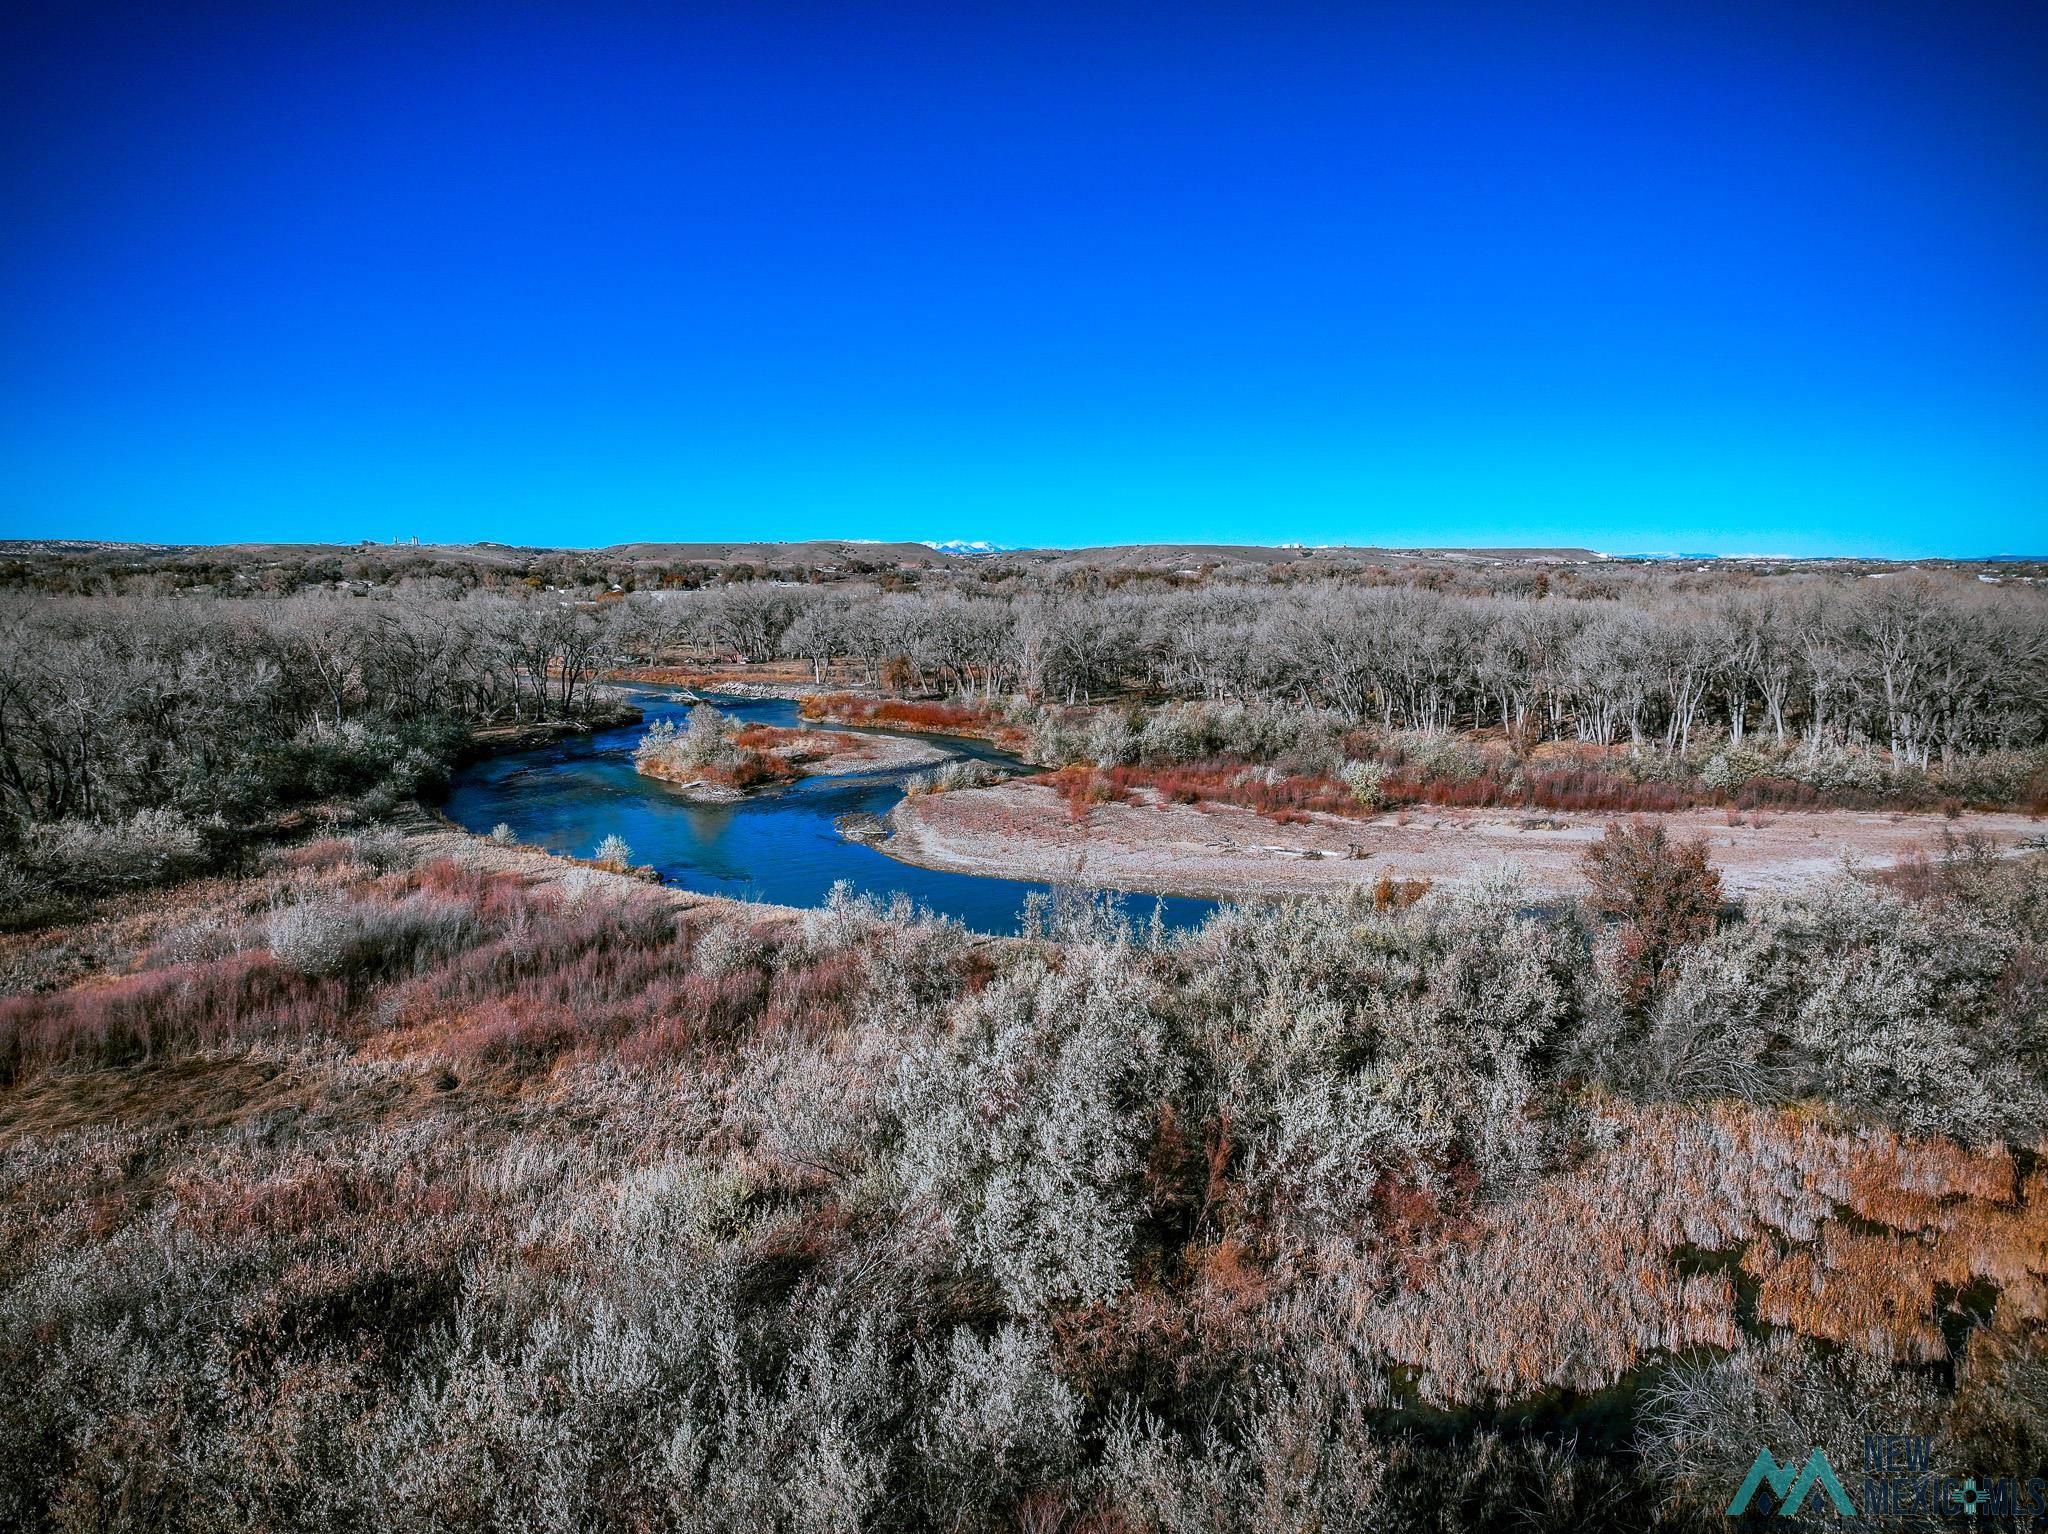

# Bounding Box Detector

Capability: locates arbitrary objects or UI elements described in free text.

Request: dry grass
[729,723,855,764]
[1360,1101,2048,1405]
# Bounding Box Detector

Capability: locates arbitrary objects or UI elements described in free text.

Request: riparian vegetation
[5,557,2043,915]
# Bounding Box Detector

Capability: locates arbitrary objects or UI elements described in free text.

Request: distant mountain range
[920,539,1014,556]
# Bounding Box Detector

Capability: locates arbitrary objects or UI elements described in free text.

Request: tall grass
[0,954,346,1081]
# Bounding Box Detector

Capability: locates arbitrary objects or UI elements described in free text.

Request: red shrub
[1371,876,1432,911]
[615,968,772,1063]
[1038,765,1135,821]
[1039,763,1362,822]
[1582,820,1724,1010]
[722,749,799,788]
[731,724,853,761]
[758,950,864,1038]
[799,692,1005,736]
[0,954,346,1080]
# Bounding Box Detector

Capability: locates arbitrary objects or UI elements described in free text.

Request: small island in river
[634,700,948,801]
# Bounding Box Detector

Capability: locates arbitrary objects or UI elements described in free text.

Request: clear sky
[2,0,2043,556]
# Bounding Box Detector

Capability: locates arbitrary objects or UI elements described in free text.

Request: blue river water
[443,689,1221,936]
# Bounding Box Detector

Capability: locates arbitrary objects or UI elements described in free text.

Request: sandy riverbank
[883,781,2047,899]
[398,805,786,919]
[802,732,952,774]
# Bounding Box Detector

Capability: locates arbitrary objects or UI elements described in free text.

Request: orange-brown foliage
[799,692,1019,743]
[730,724,854,762]
[1370,875,1432,911]
[1364,1102,2048,1405]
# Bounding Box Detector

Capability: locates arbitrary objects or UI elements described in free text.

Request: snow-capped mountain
[921,539,1014,556]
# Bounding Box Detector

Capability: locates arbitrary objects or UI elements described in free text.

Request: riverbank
[604,663,833,700]
[398,802,803,918]
[457,696,644,762]
[882,780,2048,899]
[400,803,1035,957]
[802,731,952,774]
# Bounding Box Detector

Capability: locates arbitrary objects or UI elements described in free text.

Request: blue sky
[2,1,2043,555]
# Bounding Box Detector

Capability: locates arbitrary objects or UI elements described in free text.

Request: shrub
[1638,1334,1948,1518]
[344,828,415,872]
[1928,747,2048,808]
[23,808,211,896]
[1340,759,1385,810]
[266,890,489,981]
[916,1325,1082,1516]
[489,822,516,846]
[0,855,42,919]
[1581,820,1722,1011]
[1648,877,2046,1142]
[1785,741,1889,795]
[265,897,361,975]
[592,833,633,869]
[1085,711,1140,768]
[1104,1368,1391,1534]
[1183,877,1588,1216]
[933,759,1001,793]
[1699,746,1770,790]
[692,917,766,978]
[634,704,735,773]
[892,944,1184,1310]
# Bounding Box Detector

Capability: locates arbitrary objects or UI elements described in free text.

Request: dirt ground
[800,732,950,774]
[883,781,2048,899]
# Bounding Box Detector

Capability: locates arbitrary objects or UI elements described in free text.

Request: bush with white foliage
[892,941,1183,1310]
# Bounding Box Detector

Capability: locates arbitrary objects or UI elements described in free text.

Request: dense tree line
[0,590,637,902]
[629,574,2048,765]
[3,568,2041,908]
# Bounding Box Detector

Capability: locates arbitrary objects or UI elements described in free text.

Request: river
[443,689,1221,936]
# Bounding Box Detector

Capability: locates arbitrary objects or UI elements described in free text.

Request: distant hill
[598,540,961,567]
[991,543,1603,569]
[0,538,963,570]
